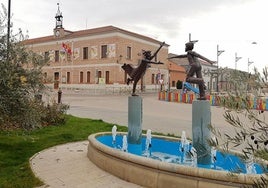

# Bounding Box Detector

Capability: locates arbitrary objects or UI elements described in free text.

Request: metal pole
[247,58,253,73]
[189,33,191,42]
[235,53,237,70]
[7,0,11,59]
[248,58,249,73]
[216,45,219,92]
[216,45,224,92]
[235,53,242,70]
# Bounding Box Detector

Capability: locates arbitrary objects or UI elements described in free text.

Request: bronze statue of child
[169,42,215,100]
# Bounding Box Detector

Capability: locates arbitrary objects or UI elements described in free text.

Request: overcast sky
[3,0,268,72]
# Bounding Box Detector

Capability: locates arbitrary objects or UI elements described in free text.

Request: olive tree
[210,67,268,187]
[0,4,68,129]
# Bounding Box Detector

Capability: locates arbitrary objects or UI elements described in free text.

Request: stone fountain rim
[88,132,267,185]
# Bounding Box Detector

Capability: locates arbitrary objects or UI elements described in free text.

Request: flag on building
[62,42,72,55]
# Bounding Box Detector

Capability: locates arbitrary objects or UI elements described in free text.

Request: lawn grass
[0,115,127,188]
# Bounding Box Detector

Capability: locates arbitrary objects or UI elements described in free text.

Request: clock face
[55,30,60,37]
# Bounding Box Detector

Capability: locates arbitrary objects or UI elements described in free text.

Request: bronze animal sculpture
[122,42,165,96]
[168,42,215,100]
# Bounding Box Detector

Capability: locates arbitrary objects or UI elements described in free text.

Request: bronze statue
[122,42,165,96]
[169,42,215,100]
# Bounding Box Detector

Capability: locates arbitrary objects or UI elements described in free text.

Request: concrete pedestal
[128,96,142,154]
[192,100,212,165]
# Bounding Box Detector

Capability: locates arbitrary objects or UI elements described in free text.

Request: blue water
[97,135,267,174]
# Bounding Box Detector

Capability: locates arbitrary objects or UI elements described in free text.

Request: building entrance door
[105,71,109,84]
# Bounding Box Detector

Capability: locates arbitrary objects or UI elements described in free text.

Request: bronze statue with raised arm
[122,42,165,96]
[169,42,215,100]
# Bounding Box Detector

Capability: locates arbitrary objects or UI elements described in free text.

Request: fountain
[211,136,217,169]
[179,131,197,167]
[245,155,257,174]
[112,125,117,147]
[87,97,267,188]
[87,43,267,187]
[99,128,265,174]
[144,129,152,157]
[88,98,267,187]
[122,135,128,152]
[180,131,188,163]
[88,99,267,188]
[89,131,267,187]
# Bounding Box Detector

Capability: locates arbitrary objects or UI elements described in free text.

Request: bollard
[58,88,62,104]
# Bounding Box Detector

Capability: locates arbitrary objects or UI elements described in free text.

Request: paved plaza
[63,91,230,137]
[31,90,267,187]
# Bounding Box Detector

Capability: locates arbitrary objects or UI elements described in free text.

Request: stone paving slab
[30,141,142,188]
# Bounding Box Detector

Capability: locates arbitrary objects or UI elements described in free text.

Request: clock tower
[54,3,64,38]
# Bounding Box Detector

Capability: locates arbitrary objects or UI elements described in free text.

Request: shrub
[41,102,70,126]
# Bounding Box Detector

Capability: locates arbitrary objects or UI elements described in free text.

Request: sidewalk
[30,141,141,188]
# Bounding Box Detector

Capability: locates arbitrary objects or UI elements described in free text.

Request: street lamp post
[247,58,254,73]
[248,41,257,73]
[235,52,242,70]
[247,58,254,93]
[246,42,257,93]
[216,45,224,92]
[188,33,198,43]
[234,53,242,93]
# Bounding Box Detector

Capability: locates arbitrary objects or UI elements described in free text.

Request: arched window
[87,71,90,83]
[80,71,84,83]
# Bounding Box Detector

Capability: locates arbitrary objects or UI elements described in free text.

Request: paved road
[61,91,233,138]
